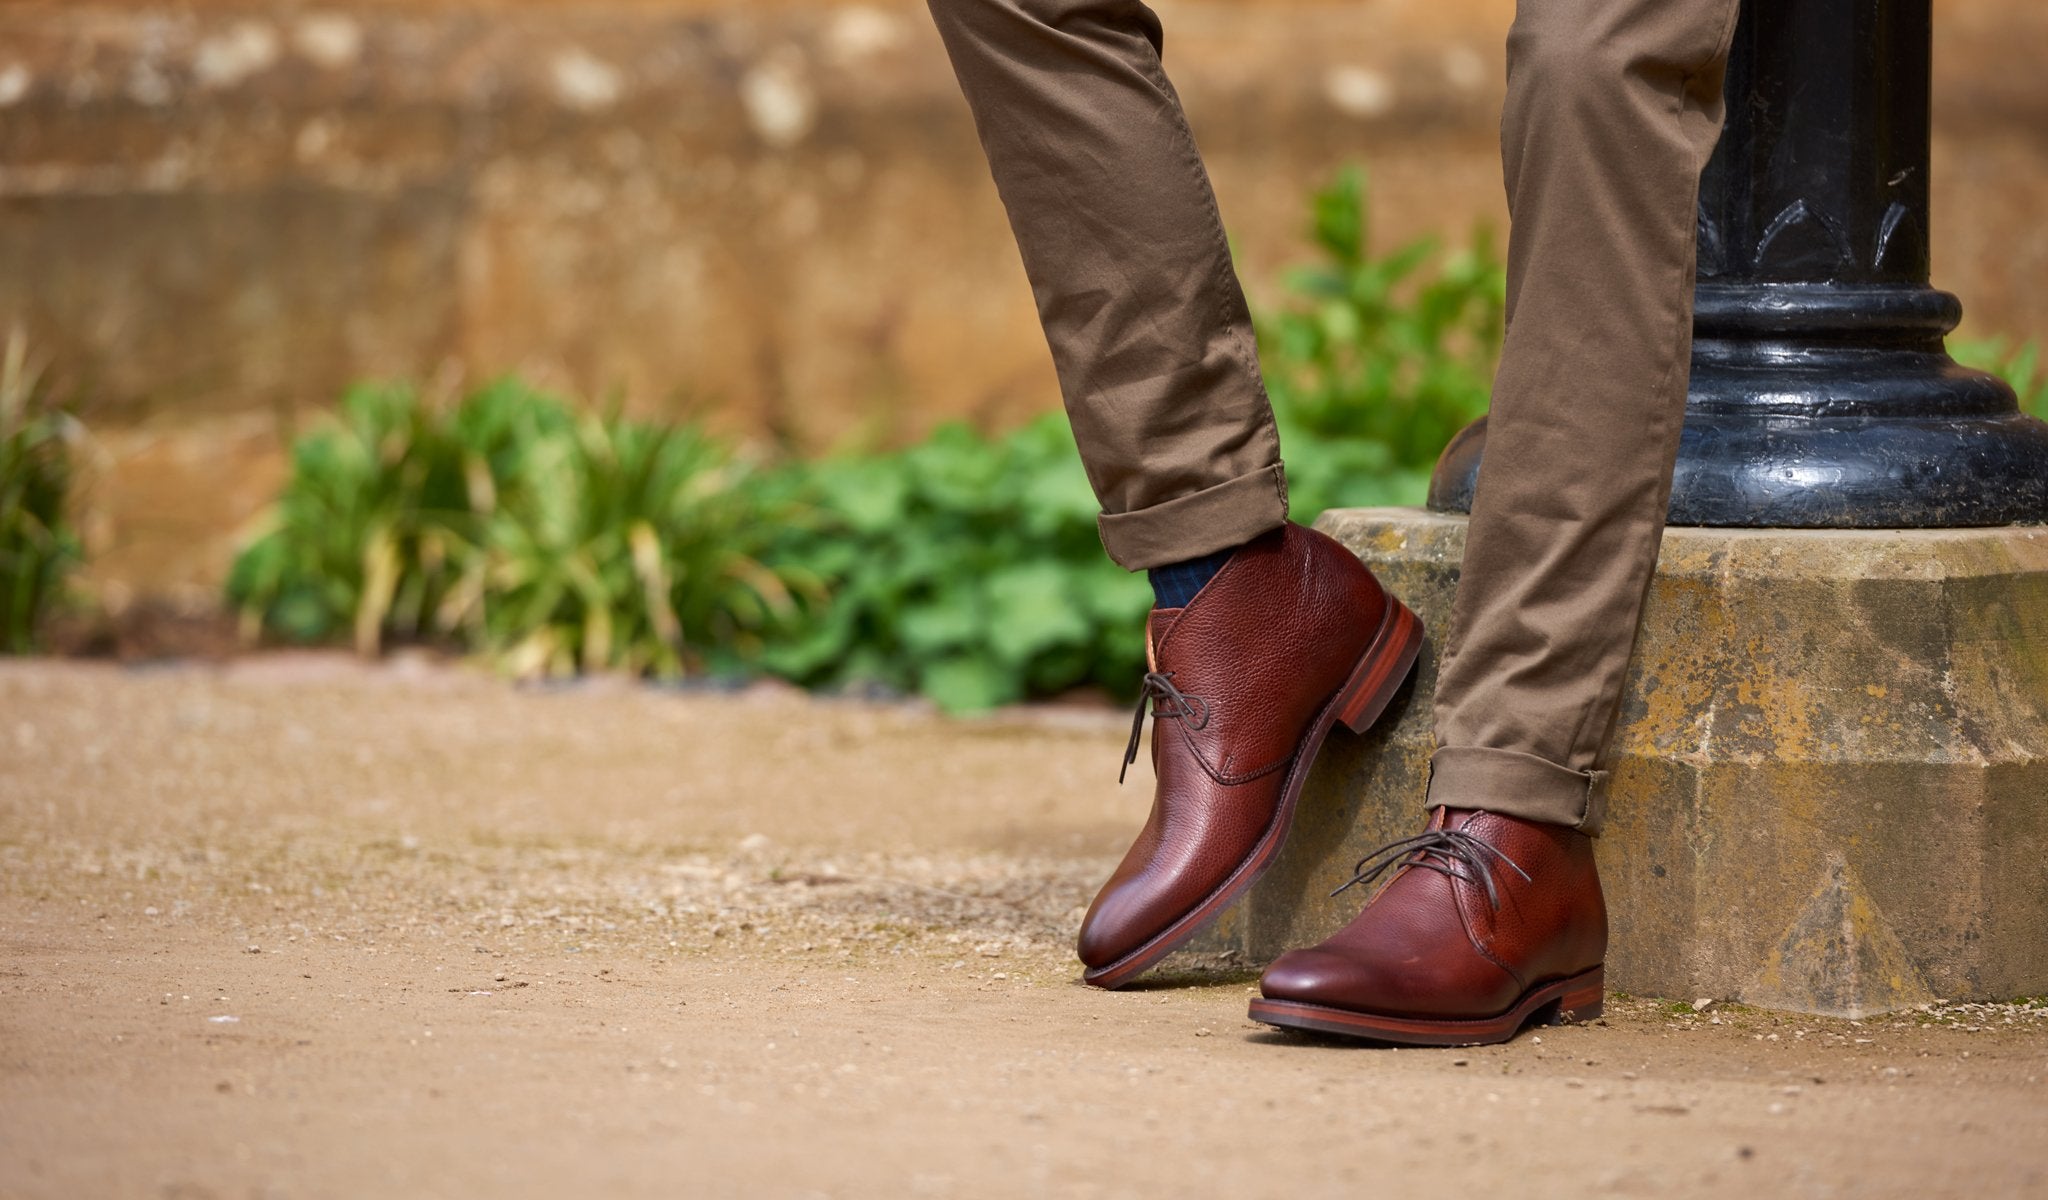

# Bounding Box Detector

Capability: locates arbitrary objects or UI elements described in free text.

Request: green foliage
[757,416,1151,713]
[0,331,81,653]
[228,165,1511,712]
[470,396,804,678]
[227,382,498,651]
[1257,165,1507,516]
[227,381,803,678]
[756,166,1508,712]
[1952,336,2048,420]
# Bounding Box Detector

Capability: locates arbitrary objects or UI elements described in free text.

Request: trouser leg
[1426,0,1743,833]
[925,0,1287,571]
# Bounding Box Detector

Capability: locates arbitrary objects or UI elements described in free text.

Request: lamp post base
[1429,285,2048,527]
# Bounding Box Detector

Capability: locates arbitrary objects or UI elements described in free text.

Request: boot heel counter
[1553,966,1606,1025]
[1302,523,1390,626]
[1581,841,1610,962]
[1333,599,1424,735]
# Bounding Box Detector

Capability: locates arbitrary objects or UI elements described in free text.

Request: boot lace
[1120,671,1209,784]
[1329,827,1531,909]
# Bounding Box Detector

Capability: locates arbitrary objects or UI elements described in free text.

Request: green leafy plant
[757,166,1507,712]
[227,382,498,651]
[1952,335,2047,421]
[227,165,1511,713]
[474,404,803,678]
[1257,165,1506,517]
[228,380,804,678]
[0,330,81,653]
[758,415,1152,713]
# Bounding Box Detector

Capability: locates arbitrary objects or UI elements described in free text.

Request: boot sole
[1081,597,1425,990]
[1246,965,1606,1046]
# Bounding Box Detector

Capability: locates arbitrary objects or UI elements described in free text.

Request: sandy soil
[2,655,2045,1199]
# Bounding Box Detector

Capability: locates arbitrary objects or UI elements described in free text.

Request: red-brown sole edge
[1246,965,1606,1047]
[1079,597,1426,991]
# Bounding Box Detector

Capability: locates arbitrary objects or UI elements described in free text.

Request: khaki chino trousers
[928,0,1743,832]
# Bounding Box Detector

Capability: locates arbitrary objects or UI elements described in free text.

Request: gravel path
[2,655,2043,1198]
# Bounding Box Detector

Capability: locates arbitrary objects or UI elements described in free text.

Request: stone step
[1187,507,2048,1017]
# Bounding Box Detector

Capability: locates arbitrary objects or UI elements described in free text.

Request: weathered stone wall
[2,0,2044,603]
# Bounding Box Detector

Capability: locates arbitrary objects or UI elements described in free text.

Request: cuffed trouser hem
[1425,746,1609,837]
[1096,463,1289,571]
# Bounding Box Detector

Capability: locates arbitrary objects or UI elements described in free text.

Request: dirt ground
[2,656,2045,1199]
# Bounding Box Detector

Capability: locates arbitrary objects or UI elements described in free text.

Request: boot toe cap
[1261,942,1525,1019]
[1259,948,1371,1005]
[1076,880,1166,971]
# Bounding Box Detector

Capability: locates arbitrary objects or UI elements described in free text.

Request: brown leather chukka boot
[1077,522,1423,989]
[1249,806,1607,1044]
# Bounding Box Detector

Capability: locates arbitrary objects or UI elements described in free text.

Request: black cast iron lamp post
[1430,0,2048,526]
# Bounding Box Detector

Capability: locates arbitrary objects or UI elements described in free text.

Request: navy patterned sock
[1147,545,1240,609]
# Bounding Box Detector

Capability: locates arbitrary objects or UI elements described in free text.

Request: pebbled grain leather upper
[1258,807,1607,1019]
[1076,523,1391,971]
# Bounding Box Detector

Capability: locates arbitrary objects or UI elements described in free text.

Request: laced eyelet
[1120,671,1210,783]
[1330,828,1532,909]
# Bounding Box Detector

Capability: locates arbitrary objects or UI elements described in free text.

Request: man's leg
[924,0,1286,572]
[927,0,1425,988]
[1253,0,1742,1044]
[1427,0,1743,830]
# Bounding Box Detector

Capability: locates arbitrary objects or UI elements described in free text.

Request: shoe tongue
[1145,608,1184,671]
[1430,806,1483,833]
